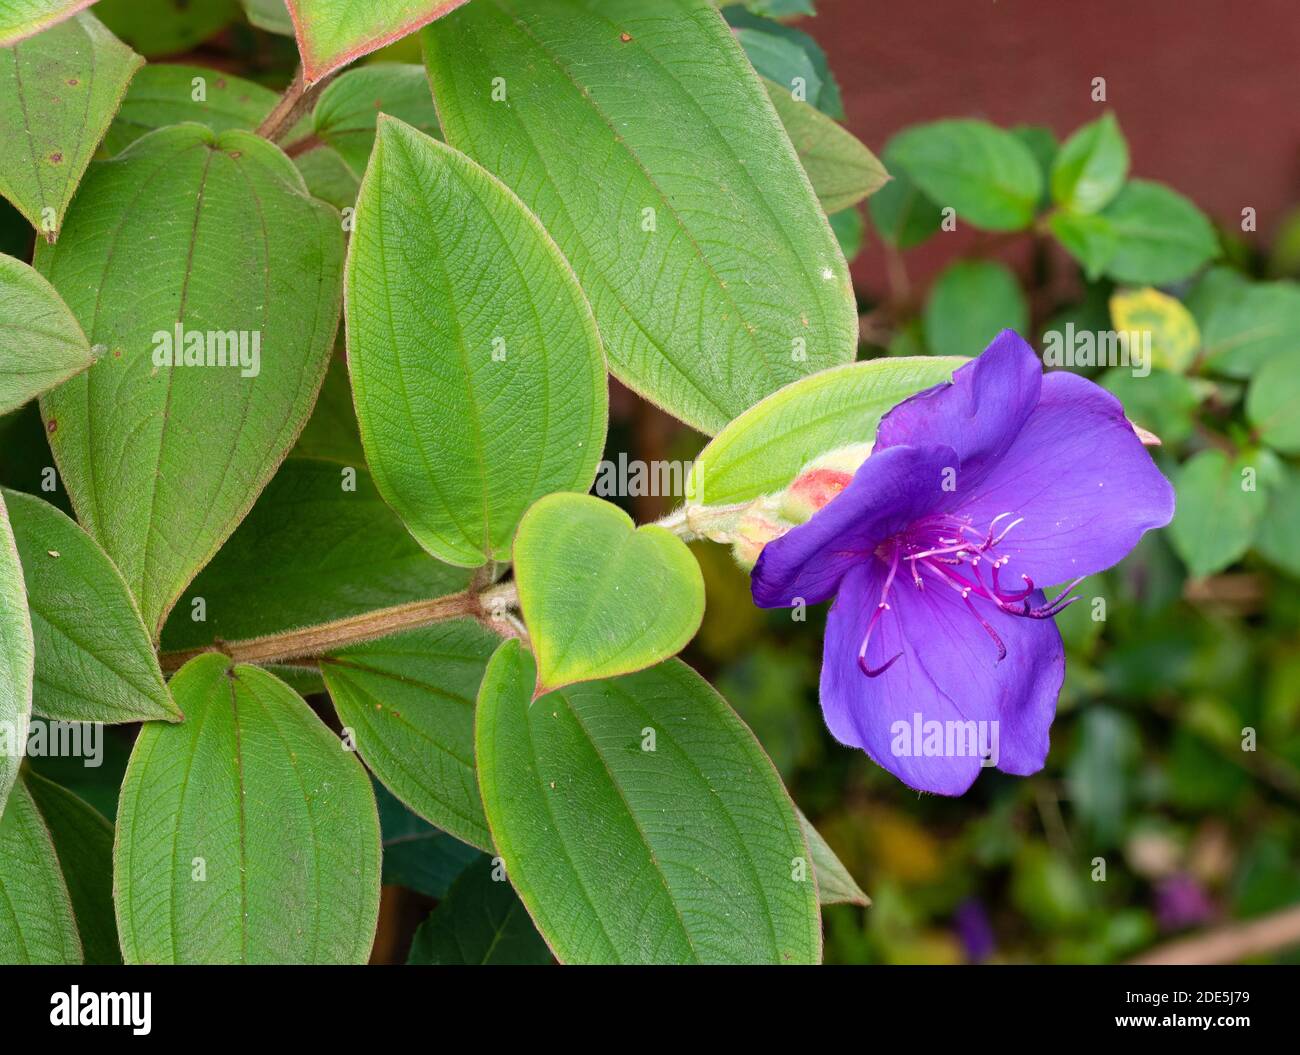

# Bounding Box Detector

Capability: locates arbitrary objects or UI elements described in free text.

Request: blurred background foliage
[2,0,1298,964]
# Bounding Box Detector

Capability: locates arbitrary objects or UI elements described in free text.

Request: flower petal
[954,371,1176,588]
[820,561,1064,794]
[876,330,1043,491]
[751,444,954,608]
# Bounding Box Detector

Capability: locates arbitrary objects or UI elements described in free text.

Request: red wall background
[807,0,1300,294]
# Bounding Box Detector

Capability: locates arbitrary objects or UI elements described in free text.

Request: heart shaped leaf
[423,0,857,434]
[114,655,381,964]
[4,487,178,724]
[0,254,94,416]
[346,116,607,567]
[476,641,821,964]
[0,13,142,242]
[37,125,345,636]
[514,493,704,694]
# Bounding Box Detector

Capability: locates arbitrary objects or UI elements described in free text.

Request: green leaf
[346,116,607,567]
[0,490,32,813]
[887,119,1043,231]
[407,856,551,965]
[829,205,865,263]
[514,493,705,693]
[867,141,943,249]
[1050,112,1128,214]
[1257,463,1300,579]
[798,808,869,906]
[1168,448,1268,578]
[0,0,95,46]
[1094,179,1218,284]
[0,13,142,242]
[0,777,79,963]
[115,654,381,964]
[375,781,479,898]
[1195,274,1300,377]
[476,640,821,964]
[1108,286,1200,373]
[322,621,497,851]
[423,0,857,435]
[102,63,278,157]
[292,142,359,208]
[310,63,440,175]
[763,78,887,214]
[286,0,472,84]
[1048,208,1117,280]
[241,0,294,35]
[95,0,237,57]
[723,5,842,118]
[24,770,119,964]
[686,356,962,506]
[1098,368,1199,447]
[37,125,345,636]
[4,487,178,724]
[923,261,1028,359]
[162,457,469,652]
[1011,124,1058,209]
[0,254,94,415]
[1246,352,1300,454]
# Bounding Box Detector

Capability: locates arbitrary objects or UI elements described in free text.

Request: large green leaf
[114,655,381,964]
[0,254,94,415]
[763,78,887,214]
[0,13,142,241]
[308,63,440,175]
[514,493,705,693]
[25,770,119,964]
[4,487,177,724]
[1169,449,1268,578]
[423,0,857,435]
[346,116,607,567]
[0,490,32,813]
[923,262,1028,359]
[0,0,96,46]
[37,125,345,636]
[321,621,496,851]
[162,457,469,653]
[476,641,821,964]
[102,63,278,156]
[888,119,1043,231]
[686,356,961,506]
[0,777,79,964]
[407,855,551,965]
[286,0,472,83]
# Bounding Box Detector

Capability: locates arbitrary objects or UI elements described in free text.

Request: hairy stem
[255,65,338,144]
[158,585,520,673]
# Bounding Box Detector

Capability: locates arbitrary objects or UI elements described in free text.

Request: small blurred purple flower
[751,331,1174,795]
[954,898,997,963]
[1155,873,1215,931]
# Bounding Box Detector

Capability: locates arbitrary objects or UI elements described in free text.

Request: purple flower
[751,331,1175,795]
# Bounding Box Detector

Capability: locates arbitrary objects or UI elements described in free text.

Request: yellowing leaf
[1109,286,1200,373]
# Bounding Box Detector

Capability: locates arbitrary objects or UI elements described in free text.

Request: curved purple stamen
[861,512,1080,675]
